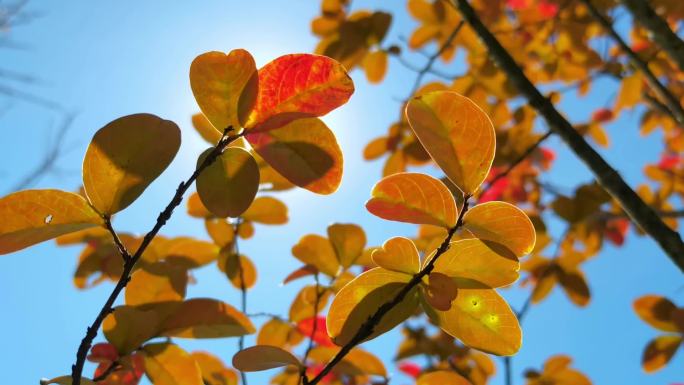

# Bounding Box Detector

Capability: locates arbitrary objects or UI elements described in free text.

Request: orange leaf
[362,50,388,83]
[462,201,536,258]
[0,189,103,255]
[366,172,458,227]
[432,239,519,288]
[103,306,160,355]
[187,192,212,219]
[642,335,683,372]
[292,234,340,277]
[232,345,302,372]
[159,298,255,338]
[327,268,419,345]
[243,54,354,131]
[242,196,288,224]
[125,262,188,306]
[190,49,258,133]
[406,91,496,194]
[218,252,257,290]
[190,352,238,385]
[289,285,332,323]
[633,295,679,332]
[424,272,458,311]
[191,113,223,145]
[196,147,260,218]
[83,113,181,215]
[371,236,420,275]
[143,342,202,385]
[422,287,521,356]
[246,117,343,194]
[417,371,471,385]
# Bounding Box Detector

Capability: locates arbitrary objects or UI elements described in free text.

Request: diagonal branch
[579,0,684,127]
[450,0,684,273]
[306,194,472,385]
[70,126,241,385]
[619,0,684,73]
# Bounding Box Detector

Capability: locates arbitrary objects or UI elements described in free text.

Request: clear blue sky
[0,1,682,384]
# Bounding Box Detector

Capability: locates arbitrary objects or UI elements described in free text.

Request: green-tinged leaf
[83,113,181,215]
[0,189,103,255]
[406,91,495,194]
[196,147,260,218]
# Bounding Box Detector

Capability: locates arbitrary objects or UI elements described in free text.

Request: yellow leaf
[160,237,220,268]
[205,218,235,248]
[417,371,472,385]
[327,268,419,345]
[103,306,160,355]
[191,352,238,385]
[308,346,387,377]
[125,262,188,306]
[289,285,332,323]
[433,239,519,288]
[196,147,260,218]
[633,295,680,332]
[371,236,420,275]
[218,252,257,289]
[246,117,343,194]
[327,223,366,267]
[242,196,288,224]
[362,50,388,83]
[232,345,302,372]
[191,113,223,145]
[406,91,496,194]
[642,335,683,372]
[292,234,340,277]
[83,113,181,215]
[257,318,303,348]
[190,49,258,132]
[462,201,536,258]
[422,287,521,356]
[615,72,643,111]
[0,189,103,255]
[143,342,203,385]
[159,298,255,338]
[366,172,458,227]
[187,192,212,218]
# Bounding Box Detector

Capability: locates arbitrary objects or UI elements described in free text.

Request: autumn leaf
[242,196,288,224]
[371,236,420,275]
[642,335,683,372]
[190,49,258,133]
[190,352,238,385]
[292,234,340,277]
[327,223,366,267]
[246,117,343,194]
[143,343,203,385]
[82,113,181,215]
[0,189,103,255]
[196,147,260,218]
[232,345,302,371]
[158,298,255,338]
[242,54,354,131]
[634,295,680,332]
[406,91,496,194]
[125,262,188,306]
[462,201,536,258]
[366,172,458,227]
[417,370,471,385]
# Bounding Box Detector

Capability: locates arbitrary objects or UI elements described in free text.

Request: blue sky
[0,1,682,384]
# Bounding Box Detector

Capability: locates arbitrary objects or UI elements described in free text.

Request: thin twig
[302,272,321,364]
[234,219,248,385]
[103,216,131,263]
[451,0,684,273]
[306,194,472,385]
[70,126,240,385]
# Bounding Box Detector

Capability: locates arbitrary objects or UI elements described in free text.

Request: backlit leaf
[0,189,103,255]
[462,201,536,258]
[232,345,302,371]
[327,268,419,345]
[219,252,257,289]
[634,295,679,332]
[366,172,457,227]
[558,268,590,307]
[191,113,223,145]
[196,147,260,218]
[309,346,387,376]
[290,285,332,323]
[242,196,288,224]
[406,91,496,194]
[243,54,354,131]
[83,114,181,215]
[371,236,420,275]
[187,192,212,218]
[424,272,458,311]
[191,352,238,385]
[423,287,521,356]
[292,234,340,277]
[257,318,303,348]
[190,49,257,132]
[143,342,202,385]
[432,239,519,288]
[362,50,388,83]
[246,117,343,194]
[327,223,366,267]
[125,262,188,306]
[159,298,255,338]
[642,335,683,372]
[103,306,160,355]
[417,371,471,385]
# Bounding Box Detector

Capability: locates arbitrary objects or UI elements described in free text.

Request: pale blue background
[0,1,682,384]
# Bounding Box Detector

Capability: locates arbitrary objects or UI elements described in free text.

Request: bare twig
[306,194,472,385]
[451,0,684,273]
[579,0,684,127]
[70,126,241,385]
[234,219,248,385]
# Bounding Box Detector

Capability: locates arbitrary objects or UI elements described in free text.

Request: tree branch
[234,219,248,385]
[579,0,684,127]
[619,0,684,73]
[306,194,472,385]
[70,126,240,385]
[451,0,684,273]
